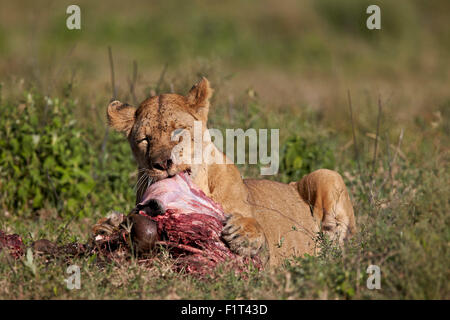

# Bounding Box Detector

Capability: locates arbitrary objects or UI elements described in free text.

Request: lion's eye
[137,137,150,144]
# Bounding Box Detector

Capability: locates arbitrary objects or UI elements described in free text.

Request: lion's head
[107,77,213,200]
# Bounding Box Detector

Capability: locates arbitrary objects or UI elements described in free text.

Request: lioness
[105,77,356,266]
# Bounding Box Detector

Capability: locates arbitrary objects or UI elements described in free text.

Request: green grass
[0,0,449,299]
[1,164,448,299]
[1,78,448,299]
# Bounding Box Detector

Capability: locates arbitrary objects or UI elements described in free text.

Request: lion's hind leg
[290,169,356,245]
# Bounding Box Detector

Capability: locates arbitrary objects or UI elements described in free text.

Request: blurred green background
[1,0,449,108]
[0,0,448,299]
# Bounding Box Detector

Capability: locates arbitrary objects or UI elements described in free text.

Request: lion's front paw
[221,214,267,258]
[92,211,125,236]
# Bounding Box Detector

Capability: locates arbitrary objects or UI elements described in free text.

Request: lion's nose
[152,158,173,171]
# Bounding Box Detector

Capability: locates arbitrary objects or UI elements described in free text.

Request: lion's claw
[221,214,267,258]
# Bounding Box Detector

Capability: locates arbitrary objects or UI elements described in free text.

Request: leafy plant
[0,92,96,216]
[279,134,335,182]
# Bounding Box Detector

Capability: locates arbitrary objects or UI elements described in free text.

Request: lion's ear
[186,77,213,121]
[107,100,136,134]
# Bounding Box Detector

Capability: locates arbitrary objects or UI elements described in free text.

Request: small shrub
[0,91,137,219]
[0,92,96,216]
[279,134,335,182]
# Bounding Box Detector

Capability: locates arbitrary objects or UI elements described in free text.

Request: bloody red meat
[0,230,24,259]
[137,172,263,274]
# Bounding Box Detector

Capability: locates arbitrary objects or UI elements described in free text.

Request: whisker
[134,171,148,192]
[139,174,148,191]
[133,173,143,191]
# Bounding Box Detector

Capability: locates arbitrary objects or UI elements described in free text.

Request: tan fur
[106,77,356,267]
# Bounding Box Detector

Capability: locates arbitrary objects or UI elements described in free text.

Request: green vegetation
[0,0,449,299]
[280,134,335,183]
[0,91,136,219]
[0,93,96,214]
